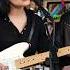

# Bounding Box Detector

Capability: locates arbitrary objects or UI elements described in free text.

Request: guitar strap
[27,15,36,45]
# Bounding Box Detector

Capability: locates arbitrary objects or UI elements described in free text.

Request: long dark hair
[32,0,43,7]
[0,0,10,15]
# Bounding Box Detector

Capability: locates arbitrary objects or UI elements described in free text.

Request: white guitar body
[0,42,29,70]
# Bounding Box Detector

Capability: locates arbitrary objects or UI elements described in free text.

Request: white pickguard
[0,42,29,70]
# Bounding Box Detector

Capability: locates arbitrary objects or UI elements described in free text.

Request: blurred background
[27,0,70,22]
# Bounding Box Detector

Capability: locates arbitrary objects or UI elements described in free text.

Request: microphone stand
[40,7,60,70]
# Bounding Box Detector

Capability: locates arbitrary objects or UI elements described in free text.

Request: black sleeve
[59,11,70,68]
[57,11,70,48]
[54,13,68,49]
[36,17,50,53]
[23,15,50,57]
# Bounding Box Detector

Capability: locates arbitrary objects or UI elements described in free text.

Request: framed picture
[47,1,70,22]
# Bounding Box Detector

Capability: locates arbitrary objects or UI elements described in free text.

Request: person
[57,9,70,70]
[42,0,48,11]
[29,0,38,12]
[0,0,50,70]
[30,0,46,21]
[30,1,60,70]
[30,0,53,37]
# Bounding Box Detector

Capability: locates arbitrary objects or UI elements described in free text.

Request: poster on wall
[47,1,70,22]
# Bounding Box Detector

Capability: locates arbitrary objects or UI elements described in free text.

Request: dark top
[58,10,70,67]
[60,10,70,46]
[55,10,70,49]
[0,10,50,56]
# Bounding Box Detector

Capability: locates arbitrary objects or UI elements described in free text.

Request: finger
[5,66,9,70]
[0,63,4,70]
[0,63,8,70]
[0,67,2,70]
[1,65,8,70]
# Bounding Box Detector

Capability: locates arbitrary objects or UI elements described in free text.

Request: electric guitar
[1,42,70,70]
[0,42,29,70]
[15,46,70,69]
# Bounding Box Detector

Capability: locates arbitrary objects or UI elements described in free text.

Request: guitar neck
[15,51,49,69]
[15,46,70,69]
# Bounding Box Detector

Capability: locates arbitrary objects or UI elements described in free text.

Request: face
[43,1,47,8]
[9,0,30,7]
[30,1,36,10]
[30,1,38,10]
